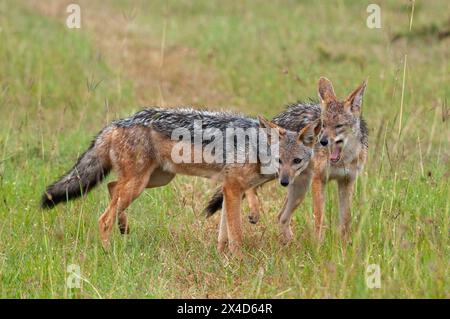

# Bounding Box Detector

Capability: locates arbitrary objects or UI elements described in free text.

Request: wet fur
[41,107,318,256]
[205,78,368,242]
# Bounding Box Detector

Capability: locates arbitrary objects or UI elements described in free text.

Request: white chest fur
[326,162,363,181]
[328,165,353,180]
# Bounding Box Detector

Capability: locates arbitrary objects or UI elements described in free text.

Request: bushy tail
[41,132,111,209]
[204,188,224,217]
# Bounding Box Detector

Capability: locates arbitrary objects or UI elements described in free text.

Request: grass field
[0,0,448,298]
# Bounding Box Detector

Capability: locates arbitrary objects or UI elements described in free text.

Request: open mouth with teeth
[330,145,342,163]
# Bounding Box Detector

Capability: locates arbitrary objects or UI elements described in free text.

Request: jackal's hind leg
[107,169,174,236]
[108,181,129,235]
[245,188,260,224]
[99,169,153,249]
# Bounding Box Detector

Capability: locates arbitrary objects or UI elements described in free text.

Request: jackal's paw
[280,228,294,245]
[340,231,352,246]
[118,224,130,235]
[98,221,112,251]
[313,233,326,246]
[100,239,111,252]
[217,240,228,254]
[229,244,243,260]
[248,214,259,224]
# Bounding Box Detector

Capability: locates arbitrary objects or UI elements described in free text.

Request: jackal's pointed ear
[298,119,321,146]
[258,115,285,144]
[258,115,285,133]
[318,77,337,107]
[344,79,367,114]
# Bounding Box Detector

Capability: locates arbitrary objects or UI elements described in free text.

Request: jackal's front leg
[277,173,311,244]
[312,176,326,239]
[337,178,355,240]
[222,182,243,257]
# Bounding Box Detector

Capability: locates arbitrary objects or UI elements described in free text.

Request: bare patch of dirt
[27,0,230,107]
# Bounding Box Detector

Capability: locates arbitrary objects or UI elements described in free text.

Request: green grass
[0,0,448,298]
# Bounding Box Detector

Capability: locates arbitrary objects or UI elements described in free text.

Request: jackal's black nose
[320,137,328,146]
[280,178,289,187]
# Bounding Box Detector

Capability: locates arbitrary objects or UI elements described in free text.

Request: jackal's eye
[278,158,283,164]
[335,124,344,129]
[293,158,302,164]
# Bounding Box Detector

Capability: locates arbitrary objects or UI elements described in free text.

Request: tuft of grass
[0,0,448,298]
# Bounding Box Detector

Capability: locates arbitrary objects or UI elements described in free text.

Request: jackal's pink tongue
[330,147,341,161]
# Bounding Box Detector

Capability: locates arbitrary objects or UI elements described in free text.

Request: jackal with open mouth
[206,77,368,242]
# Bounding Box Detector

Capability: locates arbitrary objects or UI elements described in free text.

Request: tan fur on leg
[222,180,243,257]
[277,172,312,244]
[312,176,325,240]
[338,179,354,240]
[218,206,228,253]
[99,168,153,249]
[108,181,129,234]
[245,188,260,224]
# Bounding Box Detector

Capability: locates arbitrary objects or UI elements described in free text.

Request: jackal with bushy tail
[41,107,321,256]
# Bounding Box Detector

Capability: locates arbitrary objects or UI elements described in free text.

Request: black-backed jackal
[42,108,321,256]
[206,77,368,243]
